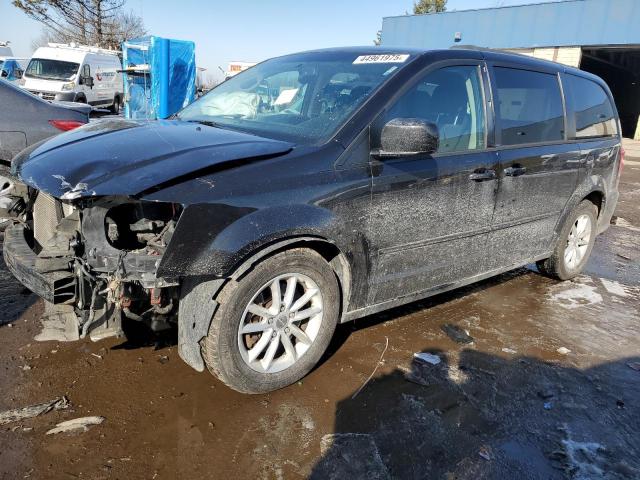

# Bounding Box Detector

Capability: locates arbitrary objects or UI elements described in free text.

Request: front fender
[157,203,339,278]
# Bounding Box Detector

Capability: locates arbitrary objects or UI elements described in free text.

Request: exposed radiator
[33,192,63,250]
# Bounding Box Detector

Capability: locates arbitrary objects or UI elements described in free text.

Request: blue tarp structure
[122,36,196,120]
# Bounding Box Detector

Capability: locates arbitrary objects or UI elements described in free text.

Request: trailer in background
[121,36,196,120]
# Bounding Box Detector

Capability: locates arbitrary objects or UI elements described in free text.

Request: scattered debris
[46,416,105,435]
[627,362,640,372]
[21,365,32,371]
[441,324,474,344]
[616,399,625,409]
[501,347,517,354]
[537,390,555,400]
[478,445,493,461]
[91,353,103,360]
[544,402,553,410]
[158,355,169,364]
[556,347,571,355]
[7,323,12,328]
[413,352,441,365]
[351,337,388,400]
[0,397,70,425]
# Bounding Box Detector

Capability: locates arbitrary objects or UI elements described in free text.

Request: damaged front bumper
[3,223,75,304]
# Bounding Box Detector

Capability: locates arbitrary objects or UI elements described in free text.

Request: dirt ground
[1,151,639,480]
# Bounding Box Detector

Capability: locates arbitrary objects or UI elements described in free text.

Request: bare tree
[413,0,447,14]
[14,0,146,50]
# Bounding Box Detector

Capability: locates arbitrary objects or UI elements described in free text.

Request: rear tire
[202,248,340,394]
[110,96,120,114]
[536,200,598,280]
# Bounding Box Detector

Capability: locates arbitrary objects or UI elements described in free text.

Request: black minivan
[4,47,622,393]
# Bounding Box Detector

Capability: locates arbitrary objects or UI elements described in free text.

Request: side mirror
[377,118,439,158]
[85,76,94,88]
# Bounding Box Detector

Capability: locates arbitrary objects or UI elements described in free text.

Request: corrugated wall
[382,0,640,49]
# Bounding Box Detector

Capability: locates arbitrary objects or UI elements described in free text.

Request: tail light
[49,119,85,131]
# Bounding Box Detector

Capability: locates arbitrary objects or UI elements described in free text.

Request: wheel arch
[229,235,353,318]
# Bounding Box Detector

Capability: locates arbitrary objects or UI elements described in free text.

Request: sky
[1,0,561,81]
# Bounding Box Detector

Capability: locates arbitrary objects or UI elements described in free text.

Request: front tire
[202,249,340,394]
[537,200,598,280]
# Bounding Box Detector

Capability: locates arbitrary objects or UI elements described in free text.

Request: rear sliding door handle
[469,169,497,181]
[504,166,527,177]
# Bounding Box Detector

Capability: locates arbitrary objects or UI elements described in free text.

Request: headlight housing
[61,82,75,91]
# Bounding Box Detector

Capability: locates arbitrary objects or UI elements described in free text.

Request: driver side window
[387,65,487,153]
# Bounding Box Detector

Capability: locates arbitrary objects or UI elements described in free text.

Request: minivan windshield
[176,51,413,144]
[25,58,80,81]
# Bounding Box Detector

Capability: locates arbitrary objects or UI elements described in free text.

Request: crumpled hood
[12,119,293,199]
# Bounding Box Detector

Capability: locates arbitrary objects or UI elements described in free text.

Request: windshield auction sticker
[353,54,410,64]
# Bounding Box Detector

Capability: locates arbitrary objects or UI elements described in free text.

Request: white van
[22,43,123,112]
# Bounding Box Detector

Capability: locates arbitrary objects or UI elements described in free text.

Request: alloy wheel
[564,214,592,270]
[237,273,324,373]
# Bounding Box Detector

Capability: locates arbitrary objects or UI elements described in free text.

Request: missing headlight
[104,202,181,253]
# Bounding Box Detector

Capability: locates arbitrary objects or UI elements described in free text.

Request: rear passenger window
[566,75,617,139]
[386,65,486,153]
[494,67,564,145]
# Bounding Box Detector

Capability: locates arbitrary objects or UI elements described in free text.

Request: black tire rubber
[110,96,120,114]
[75,94,87,104]
[536,200,598,280]
[202,248,340,394]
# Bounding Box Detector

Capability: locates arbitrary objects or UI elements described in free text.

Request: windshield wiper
[180,119,223,128]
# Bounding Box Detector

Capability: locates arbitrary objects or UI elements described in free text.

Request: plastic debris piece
[46,416,104,435]
[556,347,571,355]
[478,445,493,461]
[413,352,441,365]
[502,348,517,354]
[627,362,640,371]
[441,324,474,344]
[0,397,70,425]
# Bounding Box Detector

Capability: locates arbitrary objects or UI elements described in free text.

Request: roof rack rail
[46,42,120,55]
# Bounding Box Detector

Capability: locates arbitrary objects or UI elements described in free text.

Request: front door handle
[504,166,527,177]
[469,169,497,181]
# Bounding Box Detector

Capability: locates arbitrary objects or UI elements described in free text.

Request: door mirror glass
[379,118,439,157]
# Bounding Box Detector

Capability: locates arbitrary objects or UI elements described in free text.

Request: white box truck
[22,43,123,112]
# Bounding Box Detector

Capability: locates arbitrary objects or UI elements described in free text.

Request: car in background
[0,78,90,167]
[0,78,90,227]
[22,43,123,113]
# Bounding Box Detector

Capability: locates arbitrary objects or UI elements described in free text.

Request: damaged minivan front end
[4,189,183,342]
[2,117,293,352]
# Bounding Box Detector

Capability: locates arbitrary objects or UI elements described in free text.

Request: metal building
[381,0,640,138]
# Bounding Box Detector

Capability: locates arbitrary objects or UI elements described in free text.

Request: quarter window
[494,67,564,145]
[566,74,617,138]
[386,65,486,153]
